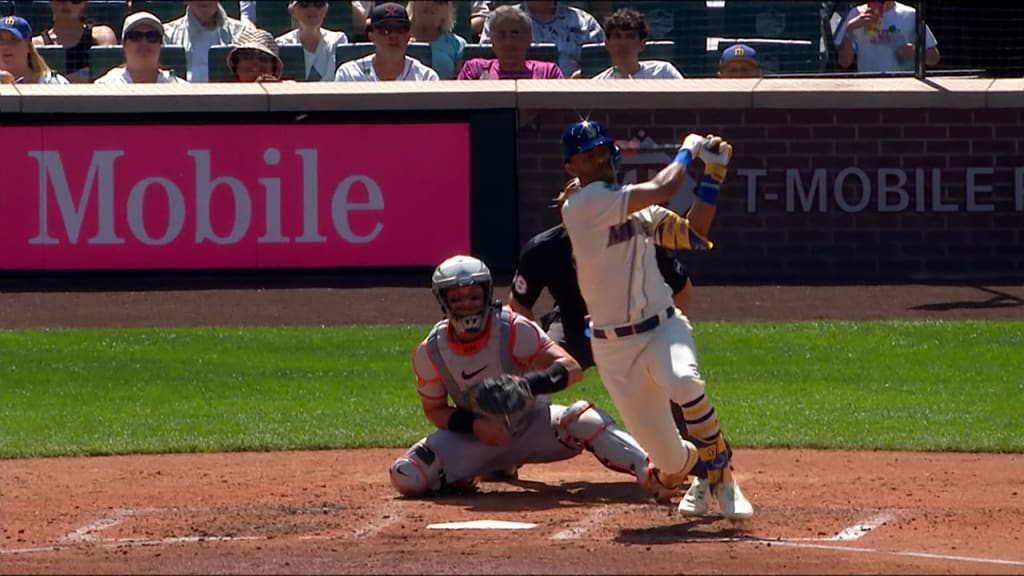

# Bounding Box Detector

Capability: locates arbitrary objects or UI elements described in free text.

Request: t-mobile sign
[0,124,470,270]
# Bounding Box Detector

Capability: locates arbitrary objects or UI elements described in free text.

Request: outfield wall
[2,78,1022,280]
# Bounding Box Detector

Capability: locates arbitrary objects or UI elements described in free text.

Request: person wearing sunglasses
[1,15,69,84]
[94,12,186,84]
[164,0,248,82]
[30,0,117,83]
[227,26,285,82]
[334,2,437,81]
[275,0,349,82]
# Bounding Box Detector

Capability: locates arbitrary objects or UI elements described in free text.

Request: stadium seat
[160,44,187,78]
[207,44,236,82]
[460,43,493,62]
[36,45,66,76]
[579,39,675,78]
[1,0,14,16]
[254,1,293,37]
[277,44,305,81]
[134,0,185,24]
[335,41,433,70]
[720,0,827,42]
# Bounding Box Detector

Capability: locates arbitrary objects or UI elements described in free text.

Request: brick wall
[516,108,1024,282]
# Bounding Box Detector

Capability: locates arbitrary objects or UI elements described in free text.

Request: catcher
[388,254,678,500]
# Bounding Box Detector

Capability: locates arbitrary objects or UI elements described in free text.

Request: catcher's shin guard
[555,400,670,488]
[679,392,733,485]
[389,440,445,497]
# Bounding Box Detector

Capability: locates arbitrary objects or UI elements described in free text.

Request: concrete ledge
[14,83,269,114]
[0,84,21,114]
[263,80,517,111]
[515,78,758,109]
[986,78,1024,108]
[752,77,942,108]
[918,77,994,108]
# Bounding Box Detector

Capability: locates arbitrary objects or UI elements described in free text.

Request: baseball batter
[388,254,681,500]
[558,120,753,518]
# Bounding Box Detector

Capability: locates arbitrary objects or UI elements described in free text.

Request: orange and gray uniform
[397,306,581,492]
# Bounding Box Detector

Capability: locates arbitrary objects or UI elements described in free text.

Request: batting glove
[680,133,708,157]
[699,135,732,183]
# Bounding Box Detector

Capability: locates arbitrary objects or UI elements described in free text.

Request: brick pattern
[515,109,1024,282]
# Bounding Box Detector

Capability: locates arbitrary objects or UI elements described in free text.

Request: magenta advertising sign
[0,123,470,270]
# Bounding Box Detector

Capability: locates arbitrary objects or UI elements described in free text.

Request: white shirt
[188,27,224,82]
[276,28,349,82]
[334,54,439,81]
[32,72,70,84]
[593,60,683,79]
[834,1,937,73]
[561,180,675,329]
[94,67,188,84]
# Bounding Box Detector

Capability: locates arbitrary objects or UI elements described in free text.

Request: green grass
[1,321,1021,458]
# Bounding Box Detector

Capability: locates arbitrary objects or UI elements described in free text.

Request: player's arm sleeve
[561,183,629,231]
[651,205,713,251]
[509,312,553,368]
[411,343,448,404]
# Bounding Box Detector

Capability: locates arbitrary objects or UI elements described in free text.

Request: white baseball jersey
[561,181,681,330]
[412,306,551,410]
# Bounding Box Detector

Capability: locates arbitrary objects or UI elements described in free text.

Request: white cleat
[716,480,754,520]
[677,477,711,516]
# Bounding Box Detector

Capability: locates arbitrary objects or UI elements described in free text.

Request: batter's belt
[591,306,675,340]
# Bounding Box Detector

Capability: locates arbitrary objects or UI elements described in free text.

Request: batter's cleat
[716,480,754,520]
[677,477,711,516]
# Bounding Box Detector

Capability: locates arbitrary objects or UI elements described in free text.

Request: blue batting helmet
[561,120,615,161]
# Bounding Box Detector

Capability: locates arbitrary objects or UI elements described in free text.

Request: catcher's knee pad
[554,400,650,483]
[388,441,444,497]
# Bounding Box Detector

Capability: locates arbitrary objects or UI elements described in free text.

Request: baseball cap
[0,15,31,41]
[370,2,409,25]
[122,11,164,36]
[720,43,758,65]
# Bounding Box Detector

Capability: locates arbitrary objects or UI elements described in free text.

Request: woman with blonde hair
[407,0,464,80]
[1,16,70,84]
[31,0,117,82]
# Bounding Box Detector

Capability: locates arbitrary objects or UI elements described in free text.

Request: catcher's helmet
[560,120,621,171]
[432,255,493,334]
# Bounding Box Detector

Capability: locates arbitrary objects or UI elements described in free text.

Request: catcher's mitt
[466,374,535,432]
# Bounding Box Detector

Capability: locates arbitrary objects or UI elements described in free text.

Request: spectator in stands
[228,26,285,82]
[334,2,437,81]
[0,15,70,84]
[835,0,939,73]
[354,1,490,42]
[94,11,186,84]
[31,0,117,83]
[239,1,256,26]
[408,0,465,80]
[164,0,249,82]
[587,8,681,79]
[481,0,603,77]
[718,43,762,78]
[275,0,349,82]
[457,4,561,80]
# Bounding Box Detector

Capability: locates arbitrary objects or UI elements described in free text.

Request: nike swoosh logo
[461,366,487,379]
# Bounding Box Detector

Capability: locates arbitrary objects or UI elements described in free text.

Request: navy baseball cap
[370,2,409,25]
[0,15,31,40]
[720,43,758,65]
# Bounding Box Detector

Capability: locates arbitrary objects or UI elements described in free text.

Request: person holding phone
[834,0,940,73]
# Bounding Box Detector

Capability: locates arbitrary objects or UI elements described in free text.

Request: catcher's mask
[432,255,493,335]
[560,120,621,174]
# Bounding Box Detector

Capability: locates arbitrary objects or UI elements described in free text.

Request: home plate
[427,520,537,530]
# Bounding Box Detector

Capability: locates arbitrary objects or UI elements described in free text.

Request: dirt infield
[2,282,1023,574]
